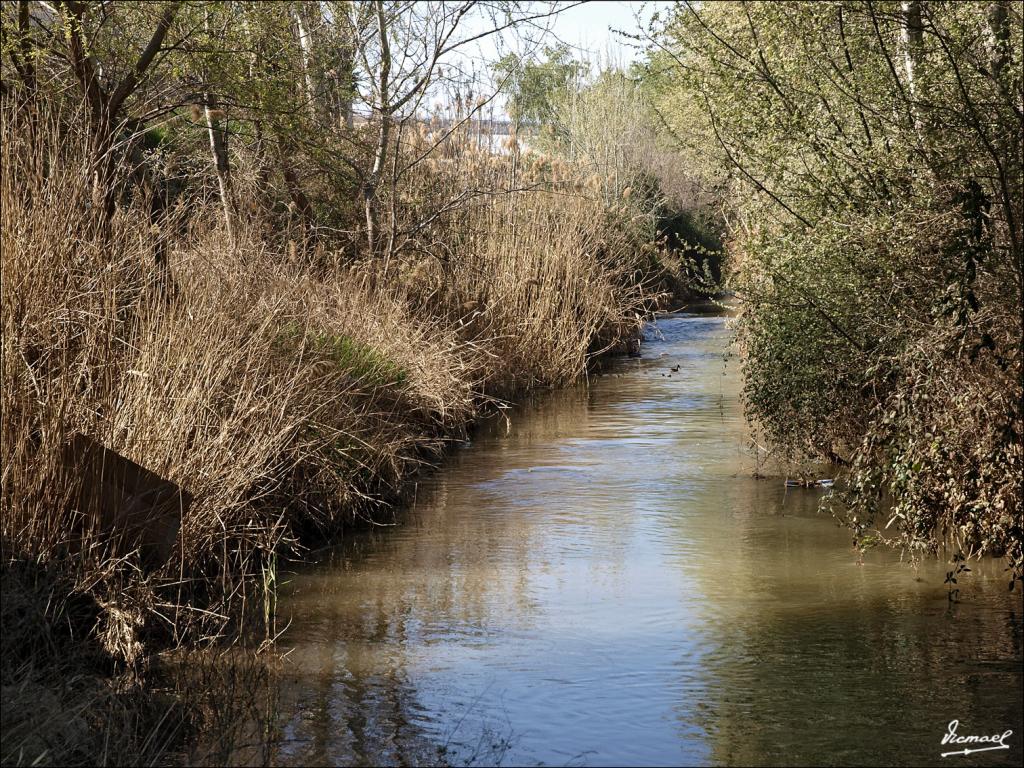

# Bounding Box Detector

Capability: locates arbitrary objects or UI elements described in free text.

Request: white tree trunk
[204,95,235,242]
[292,7,318,122]
[900,1,924,132]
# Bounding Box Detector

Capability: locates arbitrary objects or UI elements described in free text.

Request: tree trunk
[276,136,314,237]
[364,114,390,255]
[292,6,320,123]
[364,0,392,255]
[203,93,235,242]
[251,119,274,221]
[900,1,924,132]
[986,2,1010,78]
[90,123,120,226]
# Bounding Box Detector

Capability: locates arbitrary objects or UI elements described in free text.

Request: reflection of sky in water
[268,314,1022,768]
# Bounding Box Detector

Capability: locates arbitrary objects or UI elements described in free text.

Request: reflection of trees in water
[692,597,1022,767]
[266,316,747,765]
[270,598,443,766]
[262,316,1021,766]
[671,473,1024,767]
[267,380,623,765]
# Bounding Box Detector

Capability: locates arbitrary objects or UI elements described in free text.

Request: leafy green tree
[494,44,585,130]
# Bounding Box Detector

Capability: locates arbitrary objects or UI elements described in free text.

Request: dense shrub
[649,1,1022,577]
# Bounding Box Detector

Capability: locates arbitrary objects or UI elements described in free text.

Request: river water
[265,313,1022,767]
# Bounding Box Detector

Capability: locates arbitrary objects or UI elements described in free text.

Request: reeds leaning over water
[0,104,659,764]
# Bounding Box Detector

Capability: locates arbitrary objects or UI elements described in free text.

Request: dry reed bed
[1,110,656,764]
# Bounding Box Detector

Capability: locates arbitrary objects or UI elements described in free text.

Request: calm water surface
[267,314,1022,767]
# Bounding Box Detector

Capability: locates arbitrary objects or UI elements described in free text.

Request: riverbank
[0,105,686,764]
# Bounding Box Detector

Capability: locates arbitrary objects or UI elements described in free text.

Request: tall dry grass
[1,104,659,763]
[376,126,658,393]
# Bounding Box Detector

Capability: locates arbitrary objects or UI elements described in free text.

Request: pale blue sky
[422,1,673,115]
[542,1,670,64]
[452,1,671,69]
